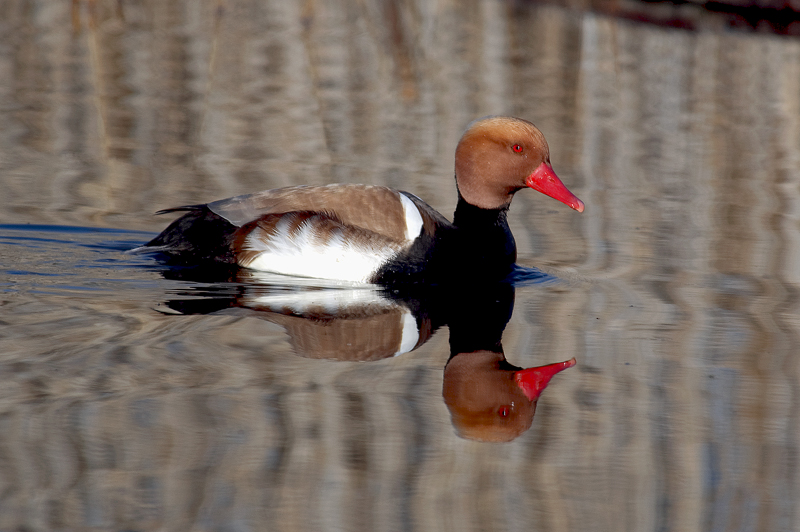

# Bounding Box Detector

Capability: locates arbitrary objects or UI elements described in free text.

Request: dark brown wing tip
[155,204,207,215]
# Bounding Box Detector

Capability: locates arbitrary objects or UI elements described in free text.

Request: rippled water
[3,0,800,530]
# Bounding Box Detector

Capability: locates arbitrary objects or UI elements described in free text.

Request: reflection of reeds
[194,0,225,161]
[3,1,800,529]
[71,0,81,34]
[86,0,110,157]
[70,0,132,220]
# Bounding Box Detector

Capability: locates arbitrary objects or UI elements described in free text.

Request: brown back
[207,184,415,243]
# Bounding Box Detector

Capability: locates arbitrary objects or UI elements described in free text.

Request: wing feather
[208,184,414,243]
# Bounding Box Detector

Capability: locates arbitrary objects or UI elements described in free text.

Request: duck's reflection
[159,266,575,441]
[442,281,575,442]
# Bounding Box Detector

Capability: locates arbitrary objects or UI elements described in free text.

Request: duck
[136,116,584,284]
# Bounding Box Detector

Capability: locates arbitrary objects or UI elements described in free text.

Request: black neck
[452,196,510,229]
[451,196,517,268]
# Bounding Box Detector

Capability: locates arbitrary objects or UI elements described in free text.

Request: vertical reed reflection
[2,0,800,530]
[562,14,800,532]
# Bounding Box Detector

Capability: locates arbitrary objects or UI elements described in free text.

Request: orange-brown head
[454,116,585,212]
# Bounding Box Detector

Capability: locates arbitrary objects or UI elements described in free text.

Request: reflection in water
[161,270,575,442]
[444,353,575,442]
[5,0,800,529]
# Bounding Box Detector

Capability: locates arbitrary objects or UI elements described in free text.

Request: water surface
[2,1,800,531]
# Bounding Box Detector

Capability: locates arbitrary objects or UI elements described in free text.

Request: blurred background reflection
[2,0,800,530]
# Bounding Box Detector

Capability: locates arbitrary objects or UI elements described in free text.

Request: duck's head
[455,116,585,212]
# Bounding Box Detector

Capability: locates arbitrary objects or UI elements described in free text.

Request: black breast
[373,198,517,286]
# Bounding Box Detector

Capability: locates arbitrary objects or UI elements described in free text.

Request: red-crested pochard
[137,116,584,283]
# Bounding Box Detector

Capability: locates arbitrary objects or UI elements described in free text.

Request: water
[3,0,800,530]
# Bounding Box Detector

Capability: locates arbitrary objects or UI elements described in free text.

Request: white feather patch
[242,216,402,282]
[399,193,424,241]
[394,309,420,356]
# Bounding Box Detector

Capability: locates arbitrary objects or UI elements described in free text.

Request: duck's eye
[498,406,511,417]
[512,144,523,153]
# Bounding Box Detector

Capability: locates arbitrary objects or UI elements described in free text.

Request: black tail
[136,205,239,265]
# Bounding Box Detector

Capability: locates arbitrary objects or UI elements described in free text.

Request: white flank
[243,217,400,282]
[394,309,420,356]
[399,193,424,241]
